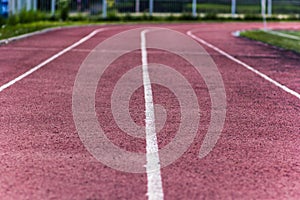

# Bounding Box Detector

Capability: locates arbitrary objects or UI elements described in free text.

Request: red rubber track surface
[0,22,299,199]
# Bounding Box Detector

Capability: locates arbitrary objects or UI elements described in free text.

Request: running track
[0,22,299,199]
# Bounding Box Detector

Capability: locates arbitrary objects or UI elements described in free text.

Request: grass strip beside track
[240,30,300,53]
[0,21,90,40]
[279,30,300,37]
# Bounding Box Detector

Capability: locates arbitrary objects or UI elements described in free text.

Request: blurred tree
[107,0,114,9]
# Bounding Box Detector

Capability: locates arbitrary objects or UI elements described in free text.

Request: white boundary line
[141,30,164,200]
[0,28,105,93]
[187,30,300,100]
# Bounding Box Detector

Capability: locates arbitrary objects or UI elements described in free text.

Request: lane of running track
[0,22,299,199]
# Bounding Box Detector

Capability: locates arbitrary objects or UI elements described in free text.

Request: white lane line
[0,28,105,93]
[187,30,300,100]
[141,30,164,200]
[265,30,300,40]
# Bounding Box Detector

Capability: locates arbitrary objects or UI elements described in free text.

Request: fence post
[231,0,236,18]
[149,0,153,16]
[102,0,107,18]
[17,0,21,12]
[261,0,267,30]
[9,0,16,14]
[268,0,272,16]
[26,0,31,11]
[33,0,37,11]
[192,0,197,17]
[51,0,55,15]
[135,0,139,13]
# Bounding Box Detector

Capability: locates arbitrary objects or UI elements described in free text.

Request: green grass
[240,30,300,53]
[279,30,300,37]
[0,21,90,40]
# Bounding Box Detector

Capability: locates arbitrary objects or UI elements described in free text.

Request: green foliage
[123,13,133,21]
[7,14,19,25]
[69,13,87,22]
[58,0,70,21]
[205,13,218,20]
[0,21,74,40]
[106,10,121,21]
[19,9,47,23]
[178,13,196,21]
[166,14,175,21]
[6,10,49,25]
[19,9,34,23]
[0,16,7,26]
[243,14,262,21]
[141,12,152,21]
